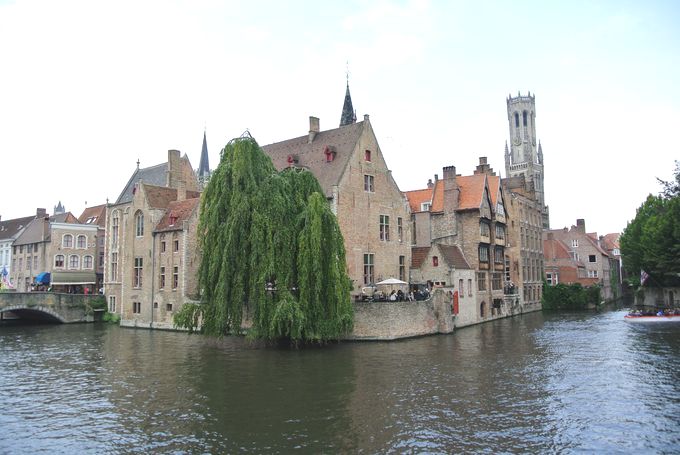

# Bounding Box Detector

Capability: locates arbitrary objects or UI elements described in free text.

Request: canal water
[0,310,678,454]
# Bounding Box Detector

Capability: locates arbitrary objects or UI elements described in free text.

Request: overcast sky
[1,0,678,235]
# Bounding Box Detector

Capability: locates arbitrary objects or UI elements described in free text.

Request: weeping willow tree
[174,134,352,342]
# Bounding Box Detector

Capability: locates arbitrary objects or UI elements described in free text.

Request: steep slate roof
[78,204,106,228]
[411,246,430,268]
[198,131,210,178]
[155,198,200,232]
[404,188,434,213]
[261,121,364,198]
[0,215,35,242]
[340,83,357,127]
[13,212,77,245]
[116,163,168,204]
[438,244,472,269]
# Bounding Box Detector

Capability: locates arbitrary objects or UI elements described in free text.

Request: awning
[51,271,97,285]
[35,272,51,284]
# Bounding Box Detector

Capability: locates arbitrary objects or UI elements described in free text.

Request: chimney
[177,180,187,202]
[427,178,434,189]
[308,116,320,143]
[576,219,586,233]
[364,114,370,122]
[36,208,47,218]
[443,165,459,213]
[547,232,554,240]
[474,156,496,176]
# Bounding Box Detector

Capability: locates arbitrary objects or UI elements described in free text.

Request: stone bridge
[0,292,102,323]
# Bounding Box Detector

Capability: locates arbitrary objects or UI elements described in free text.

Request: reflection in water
[0,311,678,453]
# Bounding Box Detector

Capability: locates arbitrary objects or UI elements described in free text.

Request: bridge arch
[1,305,65,323]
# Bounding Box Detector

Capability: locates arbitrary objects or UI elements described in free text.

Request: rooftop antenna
[346,60,349,86]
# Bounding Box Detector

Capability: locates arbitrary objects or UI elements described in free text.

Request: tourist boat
[624,313,680,323]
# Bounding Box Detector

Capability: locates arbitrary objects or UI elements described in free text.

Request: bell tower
[505,92,549,228]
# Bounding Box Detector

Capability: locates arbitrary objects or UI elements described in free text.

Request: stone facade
[104,150,201,329]
[544,219,614,300]
[505,92,549,229]
[262,115,412,298]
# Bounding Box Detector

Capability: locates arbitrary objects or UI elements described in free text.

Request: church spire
[198,130,209,179]
[340,81,356,127]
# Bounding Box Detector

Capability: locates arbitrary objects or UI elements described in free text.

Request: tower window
[523,111,528,127]
[514,112,519,128]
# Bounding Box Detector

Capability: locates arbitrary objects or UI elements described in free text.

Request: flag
[640,270,649,285]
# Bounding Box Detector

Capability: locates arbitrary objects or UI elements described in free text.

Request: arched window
[514,112,519,128]
[83,255,93,269]
[62,234,73,248]
[111,211,120,247]
[54,255,65,268]
[69,255,80,269]
[432,256,439,267]
[480,301,487,318]
[77,235,87,249]
[523,111,528,127]
[135,211,144,237]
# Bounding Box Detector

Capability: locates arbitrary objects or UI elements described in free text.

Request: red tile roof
[487,175,500,206]
[155,198,200,232]
[78,204,106,228]
[438,244,471,269]
[457,174,487,211]
[404,188,434,213]
[411,247,430,268]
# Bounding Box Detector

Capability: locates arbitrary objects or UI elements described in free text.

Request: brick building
[262,85,411,299]
[104,150,202,328]
[78,204,107,291]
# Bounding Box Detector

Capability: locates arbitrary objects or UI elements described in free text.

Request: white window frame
[62,234,73,248]
[68,254,80,269]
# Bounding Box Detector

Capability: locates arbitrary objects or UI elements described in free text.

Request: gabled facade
[405,159,522,324]
[105,150,201,328]
[0,213,35,289]
[11,210,88,292]
[262,106,411,299]
[78,204,107,291]
[544,219,615,300]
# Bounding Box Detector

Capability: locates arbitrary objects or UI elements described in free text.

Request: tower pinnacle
[199,130,210,179]
[340,81,357,127]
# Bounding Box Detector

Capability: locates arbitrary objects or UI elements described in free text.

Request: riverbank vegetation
[620,161,680,287]
[173,134,353,342]
[542,282,601,310]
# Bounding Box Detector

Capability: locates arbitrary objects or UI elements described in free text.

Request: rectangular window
[132,301,141,314]
[160,266,165,289]
[468,279,473,296]
[173,266,179,289]
[55,255,64,268]
[112,216,119,247]
[363,253,374,285]
[19,245,23,253]
[174,240,179,252]
[99,252,104,268]
[33,256,38,270]
[108,296,116,313]
[364,174,374,192]
[379,215,390,241]
[399,256,406,282]
[397,217,403,242]
[572,239,578,248]
[546,273,553,285]
[133,257,143,288]
[365,150,371,162]
[589,255,596,263]
[479,244,489,263]
[480,221,490,237]
[432,256,439,267]
[161,241,166,253]
[420,202,431,211]
[588,270,599,278]
[477,272,487,291]
[494,246,504,264]
[111,253,118,281]
[492,272,503,290]
[166,303,173,312]
[459,279,464,297]
[495,224,505,239]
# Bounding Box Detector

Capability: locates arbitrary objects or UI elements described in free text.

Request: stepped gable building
[261,84,411,298]
[105,149,202,328]
[0,214,35,289]
[11,208,99,293]
[505,92,549,229]
[543,219,617,300]
[405,159,517,326]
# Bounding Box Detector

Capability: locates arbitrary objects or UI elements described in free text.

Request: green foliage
[542,281,601,310]
[173,303,203,333]
[178,136,353,342]
[620,182,680,287]
[102,312,121,324]
[89,296,107,310]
